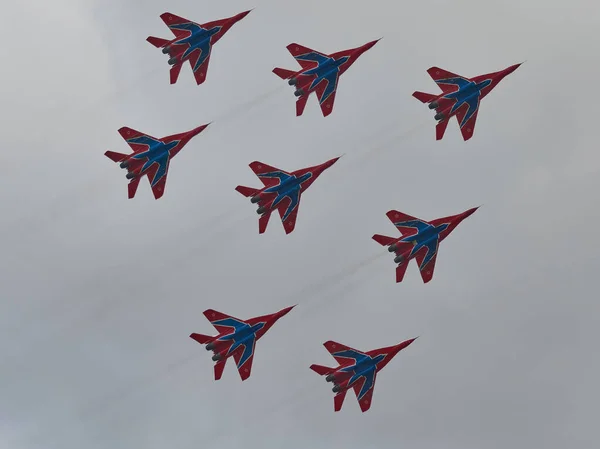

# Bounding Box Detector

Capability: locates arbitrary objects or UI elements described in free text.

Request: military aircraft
[235,157,340,234]
[310,338,417,412]
[147,10,252,85]
[104,124,209,199]
[190,305,295,381]
[372,207,479,283]
[272,39,380,117]
[412,63,522,140]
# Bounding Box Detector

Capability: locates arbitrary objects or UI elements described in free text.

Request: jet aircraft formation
[103,8,522,413]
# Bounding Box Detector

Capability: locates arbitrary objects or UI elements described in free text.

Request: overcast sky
[1,0,599,448]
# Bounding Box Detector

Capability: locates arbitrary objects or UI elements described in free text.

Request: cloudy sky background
[1,0,599,448]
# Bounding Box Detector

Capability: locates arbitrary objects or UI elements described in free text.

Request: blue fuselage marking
[170,23,221,70]
[335,350,385,399]
[440,78,492,126]
[396,220,449,268]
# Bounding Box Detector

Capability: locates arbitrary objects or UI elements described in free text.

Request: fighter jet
[235,157,340,234]
[147,10,252,85]
[190,305,295,381]
[104,124,209,199]
[413,63,522,140]
[372,207,479,283]
[272,39,380,117]
[310,338,417,412]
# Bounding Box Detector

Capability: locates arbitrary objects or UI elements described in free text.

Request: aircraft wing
[147,158,169,200]
[352,371,377,412]
[203,309,247,334]
[427,67,471,93]
[314,73,339,117]
[248,161,292,187]
[323,341,366,366]
[188,49,211,85]
[232,340,256,381]
[414,243,439,283]
[286,43,329,69]
[386,210,430,236]
[275,193,301,234]
[160,12,196,38]
[117,127,159,153]
[454,102,479,141]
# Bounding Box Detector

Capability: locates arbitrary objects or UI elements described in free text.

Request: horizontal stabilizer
[127,178,140,200]
[170,63,182,85]
[334,391,347,412]
[258,212,271,234]
[412,91,437,103]
[146,36,170,48]
[309,364,335,376]
[372,234,397,246]
[273,67,296,80]
[214,359,226,380]
[396,262,409,283]
[104,151,128,163]
[189,333,213,344]
[235,185,260,198]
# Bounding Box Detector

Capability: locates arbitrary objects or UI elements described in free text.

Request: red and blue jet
[272,39,380,117]
[310,338,417,412]
[413,63,522,140]
[147,10,252,85]
[104,124,209,199]
[235,157,340,234]
[372,207,479,283]
[190,305,295,381]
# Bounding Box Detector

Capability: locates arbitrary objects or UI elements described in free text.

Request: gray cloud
[1,0,599,448]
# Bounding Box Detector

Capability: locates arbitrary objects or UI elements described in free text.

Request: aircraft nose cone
[505,63,522,74]
[463,206,480,218]
[277,304,296,318]
[189,123,211,137]
[325,156,342,168]
[235,9,254,20]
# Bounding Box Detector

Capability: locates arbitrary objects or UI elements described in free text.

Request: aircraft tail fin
[146,36,170,48]
[272,67,296,80]
[105,151,128,163]
[189,333,213,344]
[412,91,437,103]
[309,364,335,376]
[372,234,397,246]
[235,185,261,198]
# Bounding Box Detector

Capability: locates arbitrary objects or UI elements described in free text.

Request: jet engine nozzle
[206,342,215,351]
[294,89,304,97]
[212,353,222,362]
[325,374,335,382]
[119,161,129,169]
[428,101,439,110]
[394,255,404,264]
[162,46,170,54]
[168,57,178,65]
[332,384,341,393]
[434,112,445,121]
[257,206,266,215]
[388,244,397,253]
[126,172,136,179]
[288,78,297,86]
[250,196,261,204]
